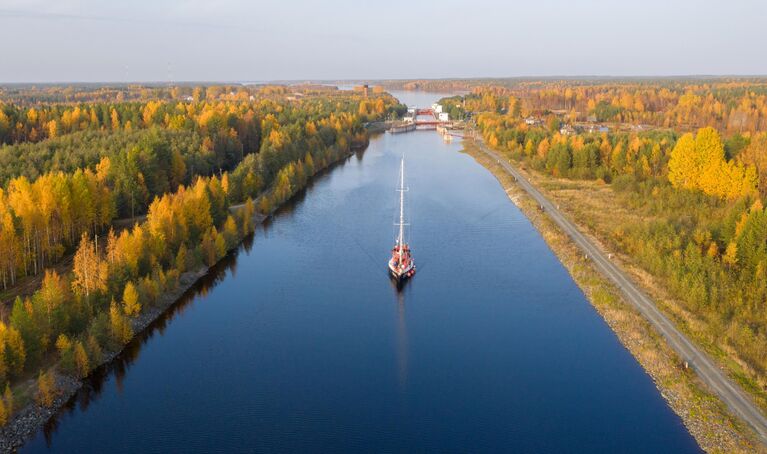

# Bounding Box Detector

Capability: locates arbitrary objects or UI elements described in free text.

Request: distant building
[525,116,538,125]
[559,125,576,135]
[584,124,608,134]
[432,103,443,113]
[438,112,449,122]
[587,115,598,123]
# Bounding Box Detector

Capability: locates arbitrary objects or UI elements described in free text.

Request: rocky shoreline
[0,200,274,452]
[0,264,215,452]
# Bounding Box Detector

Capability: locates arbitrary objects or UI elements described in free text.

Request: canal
[22,91,699,452]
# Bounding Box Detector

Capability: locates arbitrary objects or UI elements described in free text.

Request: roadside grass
[519,166,767,416]
[462,139,763,453]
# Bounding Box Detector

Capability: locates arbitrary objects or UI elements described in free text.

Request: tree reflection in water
[41,232,254,444]
[39,150,365,446]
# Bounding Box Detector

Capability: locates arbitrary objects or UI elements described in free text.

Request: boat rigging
[388,156,416,282]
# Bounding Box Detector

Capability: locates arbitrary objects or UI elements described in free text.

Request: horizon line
[2,74,767,86]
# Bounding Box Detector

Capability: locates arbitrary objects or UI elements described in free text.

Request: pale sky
[0,0,765,83]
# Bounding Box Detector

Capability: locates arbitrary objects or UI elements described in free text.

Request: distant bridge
[410,107,449,129]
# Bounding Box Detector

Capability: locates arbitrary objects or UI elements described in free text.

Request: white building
[585,124,609,133]
[438,112,449,122]
[432,104,443,113]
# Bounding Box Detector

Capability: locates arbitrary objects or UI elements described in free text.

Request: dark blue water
[22,91,699,453]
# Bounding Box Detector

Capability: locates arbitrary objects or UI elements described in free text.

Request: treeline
[1,173,250,405]
[0,96,368,414]
[0,168,113,286]
[477,111,675,182]
[0,97,261,148]
[0,83,342,108]
[0,92,398,290]
[471,94,767,395]
[0,85,396,146]
[614,185,767,382]
[379,79,477,92]
[477,111,767,199]
[451,80,767,135]
[668,128,757,199]
[0,128,203,187]
[516,81,767,134]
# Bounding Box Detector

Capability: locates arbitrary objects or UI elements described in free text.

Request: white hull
[388,259,415,280]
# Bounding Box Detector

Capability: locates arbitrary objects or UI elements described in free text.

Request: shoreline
[0,230,258,451]
[0,144,364,452]
[460,139,763,453]
[5,130,753,451]
[0,264,213,451]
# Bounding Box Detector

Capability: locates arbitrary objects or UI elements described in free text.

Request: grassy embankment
[461,139,763,453]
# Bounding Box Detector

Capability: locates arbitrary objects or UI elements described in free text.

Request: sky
[0,0,765,83]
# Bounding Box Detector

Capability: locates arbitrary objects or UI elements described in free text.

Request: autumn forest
[460,79,767,413]
[2,77,767,450]
[0,84,400,421]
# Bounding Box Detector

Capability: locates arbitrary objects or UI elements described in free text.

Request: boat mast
[398,156,406,251]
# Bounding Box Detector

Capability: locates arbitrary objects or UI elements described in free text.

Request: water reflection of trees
[40,150,368,446]
[41,233,251,444]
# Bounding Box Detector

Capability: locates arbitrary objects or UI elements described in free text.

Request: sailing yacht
[389,156,416,281]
